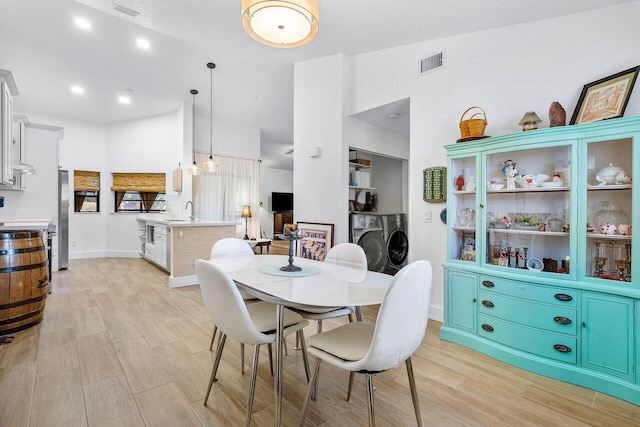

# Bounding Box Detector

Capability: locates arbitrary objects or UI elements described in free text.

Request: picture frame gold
[570,66,640,125]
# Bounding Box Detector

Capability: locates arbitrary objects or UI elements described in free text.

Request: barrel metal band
[0,246,45,256]
[0,260,48,274]
[0,317,44,335]
[0,307,43,325]
[0,231,43,240]
[0,292,47,310]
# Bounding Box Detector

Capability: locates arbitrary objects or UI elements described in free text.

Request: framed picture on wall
[296,222,334,261]
[570,65,640,125]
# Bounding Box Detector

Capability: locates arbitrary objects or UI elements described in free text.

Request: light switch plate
[424,211,432,223]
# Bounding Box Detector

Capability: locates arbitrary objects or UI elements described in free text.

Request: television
[272,192,293,212]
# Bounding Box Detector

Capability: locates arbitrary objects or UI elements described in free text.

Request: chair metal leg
[347,372,355,401]
[406,357,422,427]
[246,344,261,427]
[268,343,274,376]
[298,330,310,382]
[294,331,300,351]
[366,374,376,427]
[204,333,227,406]
[348,313,354,322]
[209,325,218,351]
[298,358,321,427]
[316,320,323,333]
[355,306,363,322]
[241,343,245,374]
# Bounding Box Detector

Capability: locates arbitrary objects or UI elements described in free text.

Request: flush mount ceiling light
[118,95,131,104]
[203,62,219,173]
[241,0,319,48]
[188,89,201,176]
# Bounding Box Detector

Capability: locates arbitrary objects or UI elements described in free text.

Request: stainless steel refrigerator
[58,169,69,270]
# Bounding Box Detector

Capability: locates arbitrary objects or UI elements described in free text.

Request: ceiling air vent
[419,51,444,76]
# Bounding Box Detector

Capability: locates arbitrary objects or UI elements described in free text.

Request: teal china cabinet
[441,116,640,404]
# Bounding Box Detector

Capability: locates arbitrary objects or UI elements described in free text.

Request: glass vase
[592,201,629,235]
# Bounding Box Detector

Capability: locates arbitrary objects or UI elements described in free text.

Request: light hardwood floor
[1,257,640,426]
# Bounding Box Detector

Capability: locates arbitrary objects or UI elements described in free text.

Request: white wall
[260,167,293,237]
[0,124,61,269]
[297,2,640,321]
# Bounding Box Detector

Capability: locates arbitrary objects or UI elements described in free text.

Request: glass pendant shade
[189,161,200,176]
[242,0,319,48]
[204,156,218,173]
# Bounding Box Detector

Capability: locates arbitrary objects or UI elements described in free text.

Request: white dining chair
[208,238,257,354]
[195,260,310,427]
[291,243,368,333]
[299,260,433,427]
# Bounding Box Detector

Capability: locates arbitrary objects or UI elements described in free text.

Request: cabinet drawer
[478,313,576,364]
[479,276,577,307]
[478,290,577,335]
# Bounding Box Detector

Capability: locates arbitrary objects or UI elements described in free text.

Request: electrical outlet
[424,211,432,223]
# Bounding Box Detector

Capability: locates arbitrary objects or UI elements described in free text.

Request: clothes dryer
[382,213,409,274]
[349,213,387,272]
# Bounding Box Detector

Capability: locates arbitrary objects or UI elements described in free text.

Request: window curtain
[193,153,261,239]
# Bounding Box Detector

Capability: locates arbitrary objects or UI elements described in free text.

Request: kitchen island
[136,215,237,287]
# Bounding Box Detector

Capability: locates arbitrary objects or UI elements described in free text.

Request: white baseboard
[169,274,198,288]
[69,250,141,260]
[430,305,444,323]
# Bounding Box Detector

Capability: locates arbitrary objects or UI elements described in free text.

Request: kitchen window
[111,172,166,213]
[74,170,100,212]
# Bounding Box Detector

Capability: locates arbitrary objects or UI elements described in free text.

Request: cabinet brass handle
[481,300,494,308]
[553,316,572,325]
[553,344,572,353]
[482,280,495,288]
[554,293,573,302]
[481,324,494,332]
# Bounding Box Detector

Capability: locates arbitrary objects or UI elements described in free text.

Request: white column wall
[348,2,640,321]
[293,54,349,242]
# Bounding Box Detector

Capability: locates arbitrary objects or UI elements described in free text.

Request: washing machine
[382,213,409,274]
[349,213,388,272]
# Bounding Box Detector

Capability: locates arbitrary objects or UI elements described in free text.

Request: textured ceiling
[0,0,635,169]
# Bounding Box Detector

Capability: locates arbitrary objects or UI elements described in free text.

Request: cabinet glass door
[585,138,632,282]
[484,145,571,272]
[450,156,477,262]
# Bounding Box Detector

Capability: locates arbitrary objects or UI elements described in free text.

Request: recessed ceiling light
[118,96,131,104]
[70,85,85,95]
[136,38,150,49]
[74,17,92,30]
[387,113,400,119]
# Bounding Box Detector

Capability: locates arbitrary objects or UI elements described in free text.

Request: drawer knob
[482,280,495,288]
[481,300,494,308]
[481,324,494,332]
[553,344,572,353]
[554,293,573,302]
[554,316,572,325]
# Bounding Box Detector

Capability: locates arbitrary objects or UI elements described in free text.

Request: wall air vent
[112,3,141,18]
[419,51,444,76]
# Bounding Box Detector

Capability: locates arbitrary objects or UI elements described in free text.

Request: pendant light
[241,0,319,48]
[204,62,218,173]
[188,89,201,176]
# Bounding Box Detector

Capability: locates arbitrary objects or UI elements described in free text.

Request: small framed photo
[296,222,334,261]
[570,66,640,125]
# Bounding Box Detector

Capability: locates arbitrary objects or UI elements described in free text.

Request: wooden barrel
[0,230,49,335]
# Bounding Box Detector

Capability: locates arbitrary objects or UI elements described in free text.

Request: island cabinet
[440,115,640,405]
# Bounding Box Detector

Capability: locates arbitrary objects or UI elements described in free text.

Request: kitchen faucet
[185,201,194,221]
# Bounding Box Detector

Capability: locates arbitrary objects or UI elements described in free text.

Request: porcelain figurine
[502,160,518,189]
[596,163,624,186]
[464,176,476,191]
[618,224,632,236]
[455,174,465,191]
